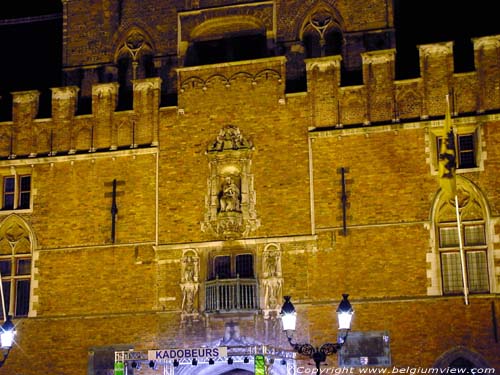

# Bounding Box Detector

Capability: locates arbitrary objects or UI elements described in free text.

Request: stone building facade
[0,0,499,374]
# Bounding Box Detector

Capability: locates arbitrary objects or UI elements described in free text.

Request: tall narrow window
[1,175,31,210]
[457,134,476,168]
[3,177,15,210]
[439,222,489,294]
[0,219,32,318]
[19,175,31,209]
[214,256,231,279]
[236,254,254,278]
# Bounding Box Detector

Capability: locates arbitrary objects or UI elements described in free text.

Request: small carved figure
[265,251,278,277]
[264,279,282,310]
[219,176,240,212]
[182,255,198,283]
[182,284,198,314]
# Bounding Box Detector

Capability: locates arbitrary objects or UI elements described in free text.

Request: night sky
[0,0,499,116]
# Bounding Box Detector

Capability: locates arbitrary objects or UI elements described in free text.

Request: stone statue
[181,251,200,316]
[219,176,241,212]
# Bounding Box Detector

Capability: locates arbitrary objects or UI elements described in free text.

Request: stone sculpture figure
[219,176,241,212]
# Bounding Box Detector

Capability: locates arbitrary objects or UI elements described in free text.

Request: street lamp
[280,294,353,372]
[0,267,16,368]
[0,315,15,367]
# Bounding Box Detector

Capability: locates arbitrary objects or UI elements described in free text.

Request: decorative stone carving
[209,125,253,152]
[180,249,200,320]
[202,125,260,239]
[219,176,241,212]
[261,244,283,319]
[0,217,32,255]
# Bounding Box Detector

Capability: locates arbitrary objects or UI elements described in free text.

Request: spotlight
[208,358,215,365]
[149,360,158,370]
[227,357,233,365]
[281,359,287,365]
[243,357,249,363]
[173,359,179,367]
[131,361,140,369]
[192,358,198,366]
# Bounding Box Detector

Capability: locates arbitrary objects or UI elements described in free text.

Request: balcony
[205,277,259,313]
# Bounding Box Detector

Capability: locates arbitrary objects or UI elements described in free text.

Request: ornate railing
[205,277,259,312]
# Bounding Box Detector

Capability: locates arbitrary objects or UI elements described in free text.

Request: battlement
[0,35,499,159]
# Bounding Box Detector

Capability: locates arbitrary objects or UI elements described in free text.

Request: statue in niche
[265,251,279,277]
[181,252,200,315]
[262,245,283,317]
[182,254,199,283]
[263,278,282,312]
[219,176,241,212]
[181,284,198,314]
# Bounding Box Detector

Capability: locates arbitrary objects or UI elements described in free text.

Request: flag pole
[446,94,469,305]
[439,94,469,305]
[454,194,469,305]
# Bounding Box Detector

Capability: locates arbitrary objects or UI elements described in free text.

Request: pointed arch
[0,214,36,317]
[113,26,156,109]
[299,1,345,58]
[433,346,491,368]
[428,176,497,296]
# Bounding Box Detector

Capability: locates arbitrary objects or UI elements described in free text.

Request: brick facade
[0,0,499,374]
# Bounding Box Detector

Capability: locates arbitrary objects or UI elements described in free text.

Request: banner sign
[114,361,124,375]
[148,346,228,361]
[254,354,266,375]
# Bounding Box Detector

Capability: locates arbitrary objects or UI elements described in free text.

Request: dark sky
[0,1,499,110]
[394,1,500,77]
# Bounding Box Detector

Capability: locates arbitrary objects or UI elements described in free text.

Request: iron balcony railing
[205,277,259,312]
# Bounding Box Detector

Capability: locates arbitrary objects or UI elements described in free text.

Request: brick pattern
[0,2,499,374]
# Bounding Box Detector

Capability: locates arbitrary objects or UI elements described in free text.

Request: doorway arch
[433,346,491,369]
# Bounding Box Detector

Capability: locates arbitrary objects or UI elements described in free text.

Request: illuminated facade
[0,0,499,373]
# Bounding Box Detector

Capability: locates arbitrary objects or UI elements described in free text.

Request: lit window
[212,254,254,279]
[2,175,31,210]
[0,257,31,318]
[439,223,489,295]
[214,256,231,279]
[437,132,477,170]
[206,252,257,313]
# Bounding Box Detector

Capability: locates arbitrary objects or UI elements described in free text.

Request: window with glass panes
[2,175,31,210]
[439,222,489,295]
[212,253,254,279]
[0,255,31,318]
[436,133,477,170]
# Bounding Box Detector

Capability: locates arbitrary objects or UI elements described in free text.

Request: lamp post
[0,315,16,367]
[0,269,16,368]
[280,294,353,373]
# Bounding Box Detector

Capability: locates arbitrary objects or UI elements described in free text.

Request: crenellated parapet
[473,35,500,112]
[306,34,500,128]
[1,35,500,159]
[0,78,161,159]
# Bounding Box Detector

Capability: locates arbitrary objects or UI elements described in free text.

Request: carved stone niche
[201,125,260,239]
[180,249,200,321]
[261,243,283,319]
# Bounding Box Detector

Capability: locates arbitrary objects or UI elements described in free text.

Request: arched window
[300,3,344,58]
[0,216,33,317]
[115,30,155,110]
[430,179,494,296]
[434,346,491,370]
